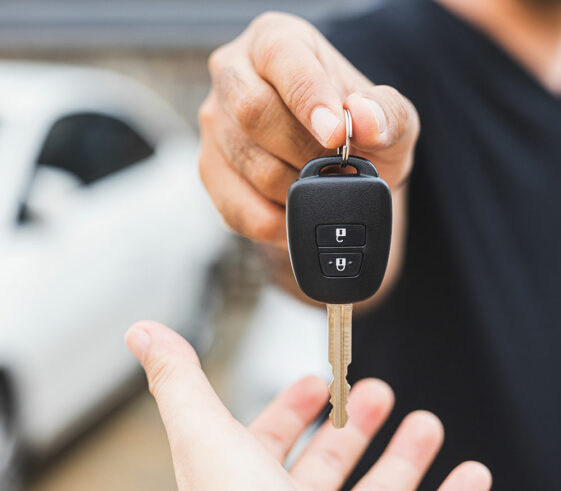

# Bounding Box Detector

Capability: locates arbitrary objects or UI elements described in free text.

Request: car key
[286,110,392,427]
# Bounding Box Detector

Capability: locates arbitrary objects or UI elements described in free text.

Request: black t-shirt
[325,1,561,489]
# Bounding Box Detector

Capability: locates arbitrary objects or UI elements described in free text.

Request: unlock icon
[336,257,347,271]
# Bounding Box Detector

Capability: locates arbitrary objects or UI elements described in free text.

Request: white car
[0,62,225,486]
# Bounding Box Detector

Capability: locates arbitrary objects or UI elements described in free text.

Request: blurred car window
[37,113,155,185]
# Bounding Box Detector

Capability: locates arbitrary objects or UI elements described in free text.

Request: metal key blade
[327,303,352,428]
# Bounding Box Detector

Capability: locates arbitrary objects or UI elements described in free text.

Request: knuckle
[377,84,401,99]
[377,85,404,110]
[144,352,179,400]
[227,139,254,177]
[234,85,273,133]
[197,98,214,129]
[250,214,280,243]
[376,85,411,138]
[251,13,315,75]
[214,64,240,97]
[221,199,245,235]
[318,447,347,474]
[284,73,316,115]
[208,44,231,78]
[207,47,223,77]
[211,62,274,134]
[263,428,286,448]
[255,159,284,197]
[255,32,286,75]
[221,192,281,243]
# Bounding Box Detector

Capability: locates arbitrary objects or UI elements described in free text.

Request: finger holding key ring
[337,109,353,167]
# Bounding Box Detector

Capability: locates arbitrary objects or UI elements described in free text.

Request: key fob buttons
[316,224,365,247]
[287,155,392,304]
[319,252,363,277]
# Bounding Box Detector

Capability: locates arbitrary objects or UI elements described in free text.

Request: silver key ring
[337,109,353,167]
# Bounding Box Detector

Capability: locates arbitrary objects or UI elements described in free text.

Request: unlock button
[319,253,362,277]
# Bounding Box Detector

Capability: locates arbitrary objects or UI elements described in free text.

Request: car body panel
[0,62,226,455]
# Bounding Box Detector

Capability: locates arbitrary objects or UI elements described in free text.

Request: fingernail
[125,325,151,363]
[311,106,340,145]
[363,98,387,134]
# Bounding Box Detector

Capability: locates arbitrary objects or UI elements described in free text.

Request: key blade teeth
[329,407,348,428]
[328,379,350,405]
[327,304,352,429]
[328,379,350,428]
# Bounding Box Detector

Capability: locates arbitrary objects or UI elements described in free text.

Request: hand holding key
[200,11,417,427]
[199,11,419,247]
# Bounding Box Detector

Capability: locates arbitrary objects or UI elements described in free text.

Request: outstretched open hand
[126,321,491,490]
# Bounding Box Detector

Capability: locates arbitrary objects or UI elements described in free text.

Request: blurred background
[0,1,375,489]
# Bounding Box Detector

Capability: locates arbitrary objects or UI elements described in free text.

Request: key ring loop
[337,109,353,167]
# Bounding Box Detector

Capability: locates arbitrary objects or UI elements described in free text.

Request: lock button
[316,224,365,247]
[319,253,362,277]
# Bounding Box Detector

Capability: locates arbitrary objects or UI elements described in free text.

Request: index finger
[248,13,346,147]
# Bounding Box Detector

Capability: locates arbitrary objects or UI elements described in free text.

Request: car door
[2,111,190,453]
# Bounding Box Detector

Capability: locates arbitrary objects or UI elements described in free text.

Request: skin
[126,321,492,490]
[143,0,561,488]
[198,12,416,309]
[199,0,561,309]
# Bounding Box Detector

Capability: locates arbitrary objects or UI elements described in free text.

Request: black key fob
[286,155,392,304]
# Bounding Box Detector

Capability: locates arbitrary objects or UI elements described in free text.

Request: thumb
[125,321,238,455]
[125,321,290,490]
[344,85,419,151]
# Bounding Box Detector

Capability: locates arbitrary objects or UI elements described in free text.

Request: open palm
[126,321,491,490]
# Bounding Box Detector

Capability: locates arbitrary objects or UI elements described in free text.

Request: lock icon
[335,227,347,243]
[336,257,347,271]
